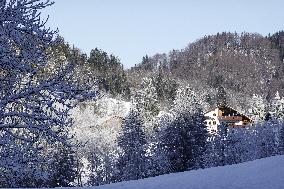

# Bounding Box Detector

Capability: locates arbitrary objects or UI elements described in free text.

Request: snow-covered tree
[116,109,148,181]
[86,143,118,186]
[216,86,227,107]
[157,86,208,173]
[204,123,228,167]
[248,94,266,123]
[255,122,279,158]
[133,77,159,122]
[0,0,95,186]
[132,77,160,137]
[171,85,199,115]
[269,92,284,120]
[87,149,105,186]
[205,121,284,169]
[48,144,78,187]
[222,127,258,165]
[159,108,208,173]
[145,112,174,177]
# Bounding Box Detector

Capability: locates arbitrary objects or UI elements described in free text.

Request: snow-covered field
[91,155,284,189]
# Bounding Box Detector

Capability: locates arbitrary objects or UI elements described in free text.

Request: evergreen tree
[159,108,207,173]
[158,86,208,173]
[224,127,249,165]
[249,94,266,123]
[207,123,228,167]
[153,65,178,105]
[133,78,159,123]
[172,86,196,114]
[216,86,227,107]
[140,55,152,70]
[87,48,129,98]
[255,122,278,158]
[48,145,78,187]
[116,110,147,181]
[87,150,104,186]
[269,91,284,120]
[155,64,165,101]
[268,31,284,61]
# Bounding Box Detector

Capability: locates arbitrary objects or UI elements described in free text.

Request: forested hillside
[47,31,284,113]
[128,32,284,111]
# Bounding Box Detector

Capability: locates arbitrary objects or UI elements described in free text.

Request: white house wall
[205,108,219,133]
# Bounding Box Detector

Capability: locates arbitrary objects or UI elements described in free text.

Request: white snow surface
[80,155,283,189]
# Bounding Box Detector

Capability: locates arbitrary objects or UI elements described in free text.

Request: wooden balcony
[218,116,243,121]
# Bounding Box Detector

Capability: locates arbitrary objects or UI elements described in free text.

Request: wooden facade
[205,105,252,133]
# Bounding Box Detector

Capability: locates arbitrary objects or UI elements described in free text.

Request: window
[213,113,216,116]
[213,121,216,125]
[209,121,212,125]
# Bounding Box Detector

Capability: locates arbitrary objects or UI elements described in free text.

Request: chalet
[205,105,252,133]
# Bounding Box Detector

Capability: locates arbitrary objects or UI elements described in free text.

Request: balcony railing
[218,116,242,121]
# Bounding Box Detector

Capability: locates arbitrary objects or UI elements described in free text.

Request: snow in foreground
[93,155,284,189]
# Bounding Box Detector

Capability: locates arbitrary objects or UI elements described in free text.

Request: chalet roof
[205,105,252,121]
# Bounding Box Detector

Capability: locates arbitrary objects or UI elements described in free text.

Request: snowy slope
[91,155,284,189]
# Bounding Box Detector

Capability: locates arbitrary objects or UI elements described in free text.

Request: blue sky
[42,0,284,68]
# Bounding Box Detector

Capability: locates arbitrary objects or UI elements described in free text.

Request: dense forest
[53,30,284,113]
[50,31,284,112]
[1,0,284,188]
[129,31,284,111]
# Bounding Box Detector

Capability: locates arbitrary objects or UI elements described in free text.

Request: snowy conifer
[116,109,148,181]
[133,77,159,122]
[159,108,208,172]
[269,92,284,120]
[248,94,266,123]
[48,145,78,187]
[158,86,208,172]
